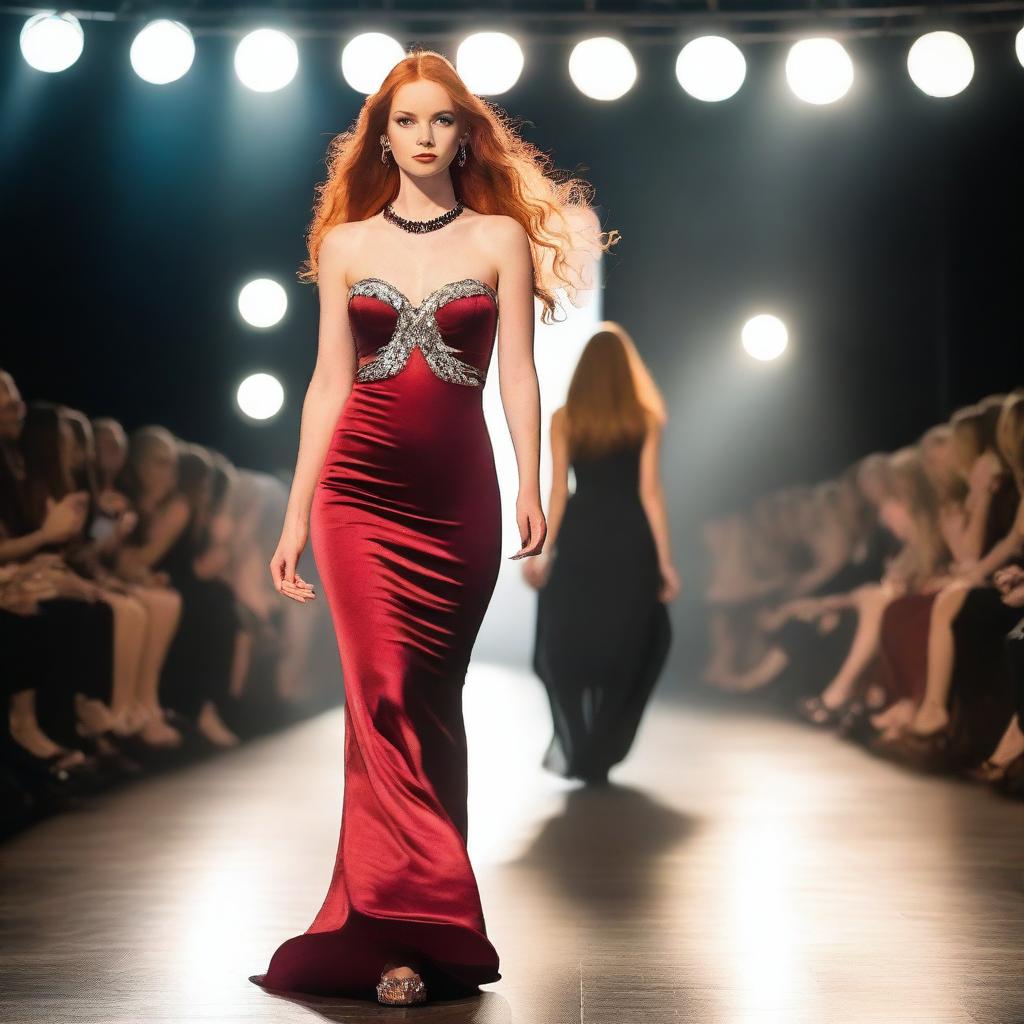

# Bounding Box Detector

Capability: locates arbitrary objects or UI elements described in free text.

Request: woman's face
[95,426,127,480]
[140,440,177,500]
[385,80,465,179]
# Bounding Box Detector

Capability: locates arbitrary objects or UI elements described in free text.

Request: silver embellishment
[350,277,497,387]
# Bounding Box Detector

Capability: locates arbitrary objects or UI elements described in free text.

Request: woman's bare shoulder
[322,219,369,252]
[472,212,527,244]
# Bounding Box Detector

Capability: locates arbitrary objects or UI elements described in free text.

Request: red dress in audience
[877,592,936,704]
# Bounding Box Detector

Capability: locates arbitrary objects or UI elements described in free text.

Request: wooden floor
[3,664,1023,1023]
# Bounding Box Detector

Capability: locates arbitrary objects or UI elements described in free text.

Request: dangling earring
[457,139,468,167]
[380,134,392,165]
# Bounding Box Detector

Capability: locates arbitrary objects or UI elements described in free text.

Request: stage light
[456,32,524,95]
[237,373,284,420]
[742,314,789,361]
[907,31,974,97]
[130,19,195,85]
[785,38,854,105]
[1017,25,1024,68]
[238,278,288,329]
[340,32,405,94]
[568,37,637,101]
[234,29,298,92]
[676,36,746,102]
[20,12,83,73]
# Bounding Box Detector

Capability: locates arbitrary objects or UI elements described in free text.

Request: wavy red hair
[297,48,620,324]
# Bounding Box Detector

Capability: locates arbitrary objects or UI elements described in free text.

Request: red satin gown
[250,276,503,999]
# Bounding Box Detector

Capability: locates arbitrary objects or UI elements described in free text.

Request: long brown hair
[950,404,990,470]
[20,401,74,529]
[882,446,949,585]
[564,322,663,460]
[997,391,1024,490]
[298,49,619,323]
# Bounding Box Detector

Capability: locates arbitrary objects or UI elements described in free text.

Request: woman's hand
[658,561,682,603]
[269,519,317,604]
[994,564,1024,595]
[40,492,89,543]
[521,550,551,589]
[510,494,546,560]
[116,509,139,539]
[97,488,131,516]
[52,569,102,602]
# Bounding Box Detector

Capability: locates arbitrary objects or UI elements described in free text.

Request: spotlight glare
[130,19,195,85]
[1017,25,1024,69]
[238,278,288,329]
[456,32,524,95]
[907,31,974,97]
[676,36,746,102]
[340,32,405,94]
[785,37,854,105]
[237,373,285,421]
[742,314,789,362]
[568,37,637,101]
[20,12,84,73]
[234,29,298,92]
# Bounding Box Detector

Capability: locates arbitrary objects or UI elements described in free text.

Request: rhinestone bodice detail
[347,277,498,387]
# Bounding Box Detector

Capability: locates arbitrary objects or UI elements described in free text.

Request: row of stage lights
[230,279,788,422]
[19,15,1024,102]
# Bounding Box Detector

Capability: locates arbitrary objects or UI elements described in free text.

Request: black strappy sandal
[796,693,856,728]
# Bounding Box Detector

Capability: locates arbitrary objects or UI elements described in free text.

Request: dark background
[2,16,1022,667]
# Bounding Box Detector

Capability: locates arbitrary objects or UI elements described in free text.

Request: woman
[250,50,617,1006]
[712,456,893,705]
[796,446,950,726]
[524,323,678,784]
[899,391,1024,763]
[120,429,241,748]
[92,416,185,746]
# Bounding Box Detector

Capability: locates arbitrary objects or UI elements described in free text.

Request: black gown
[531,440,672,782]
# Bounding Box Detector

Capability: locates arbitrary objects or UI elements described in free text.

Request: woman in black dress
[524,322,679,784]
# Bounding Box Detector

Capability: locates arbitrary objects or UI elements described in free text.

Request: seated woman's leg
[909,580,972,736]
[818,584,892,708]
[116,583,183,745]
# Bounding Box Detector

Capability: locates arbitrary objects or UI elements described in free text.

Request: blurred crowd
[702,389,1024,799]
[0,368,335,834]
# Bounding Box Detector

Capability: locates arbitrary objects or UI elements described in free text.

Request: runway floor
[2,664,1023,1023]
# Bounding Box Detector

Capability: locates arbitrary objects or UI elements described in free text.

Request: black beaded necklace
[383,200,465,234]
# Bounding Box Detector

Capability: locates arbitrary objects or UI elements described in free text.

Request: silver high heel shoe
[376,964,427,1006]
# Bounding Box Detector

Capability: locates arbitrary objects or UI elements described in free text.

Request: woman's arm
[119,495,191,573]
[268,224,358,601]
[281,225,359,534]
[541,407,571,551]
[959,464,999,564]
[962,498,1024,586]
[0,526,50,563]
[491,216,545,558]
[789,525,850,597]
[638,414,675,573]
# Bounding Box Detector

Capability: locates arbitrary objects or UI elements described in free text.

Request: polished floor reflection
[2,664,1022,1023]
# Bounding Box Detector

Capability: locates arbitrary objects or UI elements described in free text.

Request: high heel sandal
[967,757,1009,783]
[376,964,428,1006]
[796,693,856,728]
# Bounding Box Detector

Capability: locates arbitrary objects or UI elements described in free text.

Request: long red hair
[297,48,620,324]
